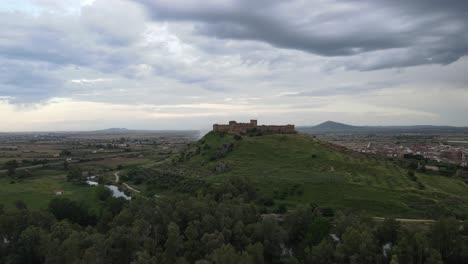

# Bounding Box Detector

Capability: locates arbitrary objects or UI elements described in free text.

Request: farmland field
[0,169,97,210]
[0,130,197,209]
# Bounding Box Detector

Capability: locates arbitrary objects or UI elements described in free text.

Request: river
[85,178,131,200]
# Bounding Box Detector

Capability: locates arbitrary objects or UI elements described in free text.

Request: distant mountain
[313,121,358,130]
[91,128,131,134]
[82,128,199,136]
[298,121,468,134]
[0,128,200,139]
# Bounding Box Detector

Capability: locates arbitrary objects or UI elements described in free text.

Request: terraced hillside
[165,131,468,218]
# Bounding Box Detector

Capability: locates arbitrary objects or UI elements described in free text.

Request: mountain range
[298,121,468,134]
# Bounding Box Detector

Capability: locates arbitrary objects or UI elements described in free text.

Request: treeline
[121,168,206,195]
[400,153,463,178]
[1,176,468,263]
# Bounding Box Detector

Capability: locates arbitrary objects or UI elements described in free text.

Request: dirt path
[123,183,141,193]
[114,171,141,193]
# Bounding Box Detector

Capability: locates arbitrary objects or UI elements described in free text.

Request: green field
[167,132,468,218]
[0,169,98,210]
[0,157,152,210]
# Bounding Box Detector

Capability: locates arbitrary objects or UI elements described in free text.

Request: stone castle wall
[213,120,296,134]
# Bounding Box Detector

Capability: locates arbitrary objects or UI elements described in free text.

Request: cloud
[0,0,151,102]
[135,0,468,70]
[278,81,398,97]
[70,78,111,84]
[0,0,467,129]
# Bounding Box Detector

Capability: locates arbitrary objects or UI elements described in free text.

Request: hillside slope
[164,132,468,218]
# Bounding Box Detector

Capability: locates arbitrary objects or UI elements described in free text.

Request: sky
[0,0,467,131]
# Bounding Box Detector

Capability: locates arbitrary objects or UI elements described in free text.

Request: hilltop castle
[213,120,296,134]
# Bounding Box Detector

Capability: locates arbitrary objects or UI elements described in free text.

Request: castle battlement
[213,120,296,134]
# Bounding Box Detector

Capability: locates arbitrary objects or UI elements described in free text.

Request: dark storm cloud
[135,0,468,70]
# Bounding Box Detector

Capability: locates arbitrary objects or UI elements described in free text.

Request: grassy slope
[172,132,468,218]
[0,169,97,210]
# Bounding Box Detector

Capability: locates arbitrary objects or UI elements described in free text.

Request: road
[0,160,79,174]
[372,217,436,223]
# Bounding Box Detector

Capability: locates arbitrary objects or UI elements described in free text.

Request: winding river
[86,179,131,200]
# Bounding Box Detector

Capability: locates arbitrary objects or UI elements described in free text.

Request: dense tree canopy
[1,176,467,263]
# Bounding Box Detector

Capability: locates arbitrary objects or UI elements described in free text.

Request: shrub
[260,197,275,206]
[275,204,288,214]
[95,185,112,201]
[14,200,27,210]
[320,207,334,217]
[48,198,96,226]
[407,170,417,181]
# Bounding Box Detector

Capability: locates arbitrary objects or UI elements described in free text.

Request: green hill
[161,132,468,218]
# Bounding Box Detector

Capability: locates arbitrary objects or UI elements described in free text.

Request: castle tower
[250,120,257,127]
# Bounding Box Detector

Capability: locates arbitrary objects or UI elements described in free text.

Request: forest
[1,176,467,264]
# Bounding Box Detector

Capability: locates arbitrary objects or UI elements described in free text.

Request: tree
[306,239,335,264]
[336,225,380,263]
[105,197,128,216]
[131,251,157,264]
[16,170,33,179]
[5,159,18,177]
[306,217,331,247]
[165,222,182,262]
[15,200,27,210]
[60,150,72,157]
[95,185,112,201]
[63,160,69,170]
[407,170,417,181]
[246,243,264,264]
[210,244,253,264]
[200,231,225,257]
[67,168,82,182]
[425,249,443,264]
[253,216,286,261]
[48,198,96,226]
[16,226,47,264]
[184,222,203,262]
[285,205,314,245]
[430,217,462,262]
[377,218,400,244]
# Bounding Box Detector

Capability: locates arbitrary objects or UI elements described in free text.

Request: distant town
[299,121,468,168]
[354,142,467,167]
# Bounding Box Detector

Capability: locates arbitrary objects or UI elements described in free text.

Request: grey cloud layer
[136,0,468,70]
[0,1,150,102]
[0,0,467,129]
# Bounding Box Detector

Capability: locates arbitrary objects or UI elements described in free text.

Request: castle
[213,120,296,134]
